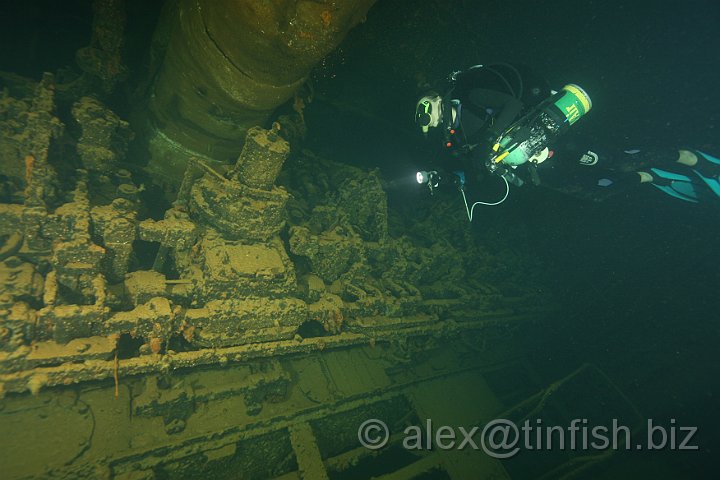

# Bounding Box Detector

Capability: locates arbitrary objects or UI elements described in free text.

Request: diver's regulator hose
[460,175,510,222]
[416,169,510,222]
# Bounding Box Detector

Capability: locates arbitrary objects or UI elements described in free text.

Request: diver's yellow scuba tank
[490,84,592,166]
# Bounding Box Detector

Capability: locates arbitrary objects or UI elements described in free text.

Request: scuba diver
[414,64,550,191]
[414,63,720,220]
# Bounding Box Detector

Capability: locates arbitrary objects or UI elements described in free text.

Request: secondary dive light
[489,84,592,167]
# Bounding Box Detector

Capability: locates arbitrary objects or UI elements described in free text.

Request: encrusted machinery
[0,72,552,478]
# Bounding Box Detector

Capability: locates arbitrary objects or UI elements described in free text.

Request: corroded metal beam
[0,311,547,395]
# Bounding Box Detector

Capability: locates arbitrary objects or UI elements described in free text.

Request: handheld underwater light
[416,170,439,194]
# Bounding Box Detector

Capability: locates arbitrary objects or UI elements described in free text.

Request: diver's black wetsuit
[439,64,551,184]
[537,143,720,203]
[530,140,680,201]
[452,64,550,137]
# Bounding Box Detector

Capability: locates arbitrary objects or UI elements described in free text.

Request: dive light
[416,170,440,194]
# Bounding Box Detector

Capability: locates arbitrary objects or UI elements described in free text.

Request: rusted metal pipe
[146,0,376,188]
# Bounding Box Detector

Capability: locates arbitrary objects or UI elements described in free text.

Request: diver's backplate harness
[417,72,593,222]
[441,64,525,152]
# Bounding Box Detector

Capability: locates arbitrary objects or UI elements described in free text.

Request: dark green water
[308,0,720,476]
[1,0,718,478]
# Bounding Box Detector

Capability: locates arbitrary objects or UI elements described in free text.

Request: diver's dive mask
[415,94,442,133]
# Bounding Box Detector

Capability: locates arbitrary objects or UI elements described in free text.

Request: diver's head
[415,93,443,134]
